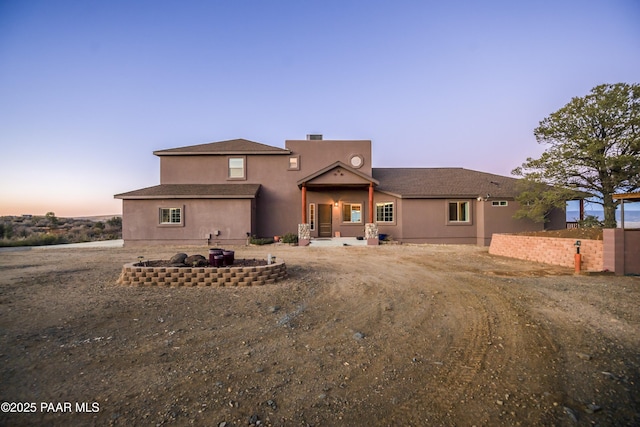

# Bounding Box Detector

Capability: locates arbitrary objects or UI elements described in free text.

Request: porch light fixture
[334,202,339,207]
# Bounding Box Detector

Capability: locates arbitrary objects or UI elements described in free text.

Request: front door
[318,204,332,237]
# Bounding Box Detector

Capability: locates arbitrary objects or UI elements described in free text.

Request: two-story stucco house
[115,136,565,246]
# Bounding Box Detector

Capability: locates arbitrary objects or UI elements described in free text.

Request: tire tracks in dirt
[361,254,562,426]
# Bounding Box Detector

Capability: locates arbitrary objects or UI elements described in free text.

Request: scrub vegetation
[0,213,121,247]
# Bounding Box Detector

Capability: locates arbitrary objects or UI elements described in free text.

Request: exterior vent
[307,134,323,140]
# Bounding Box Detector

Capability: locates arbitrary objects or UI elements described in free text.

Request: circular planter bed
[142,258,267,268]
[116,259,287,287]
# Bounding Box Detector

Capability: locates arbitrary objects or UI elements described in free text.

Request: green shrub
[281,232,298,244]
[249,236,275,245]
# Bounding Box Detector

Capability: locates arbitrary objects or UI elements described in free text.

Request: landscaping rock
[169,253,188,264]
[185,254,207,266]
[563,406,578,423]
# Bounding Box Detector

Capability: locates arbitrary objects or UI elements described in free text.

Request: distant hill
[72,214,122,221]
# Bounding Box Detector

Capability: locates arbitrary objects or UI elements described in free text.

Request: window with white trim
[228,157,245,179]
[376,202,394,223]
[309,203,316,231]
[160,207,182,224]
[289,156,300,170]
[448,201,470,222]
[342,203,362,223]
[492,201,508,207]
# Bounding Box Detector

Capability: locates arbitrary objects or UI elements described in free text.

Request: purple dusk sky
[1,0,638,216]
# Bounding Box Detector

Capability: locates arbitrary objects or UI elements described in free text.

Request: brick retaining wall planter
[117,261,288,287]
[489,234,603,272]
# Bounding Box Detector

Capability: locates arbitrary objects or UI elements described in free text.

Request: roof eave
[396,194,516,199]
[115,194,257,200]
[153,150,291,156]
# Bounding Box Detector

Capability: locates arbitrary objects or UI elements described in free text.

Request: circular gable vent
[349,154,364,168]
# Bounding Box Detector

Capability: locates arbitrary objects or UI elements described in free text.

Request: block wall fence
[117,261,288,287]
[489,234,603,272]
[603,229,640,275]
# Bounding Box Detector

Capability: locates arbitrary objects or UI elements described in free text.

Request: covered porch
[296,161,380,246]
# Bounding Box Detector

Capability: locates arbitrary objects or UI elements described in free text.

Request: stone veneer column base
[298,223,311,247]
[365,223,379,245]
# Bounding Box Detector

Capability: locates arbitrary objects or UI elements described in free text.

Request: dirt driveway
[0,244,638,426]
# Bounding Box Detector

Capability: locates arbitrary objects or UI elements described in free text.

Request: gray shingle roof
[153,139,290,156]
[115,184,261,199]
[373,168,520,198]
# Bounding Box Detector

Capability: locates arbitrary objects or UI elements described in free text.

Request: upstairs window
[342,203,362,223]
[228,157,245,179]
[448,201,469,223]
[160,207,182,224]
[288,156,300,170]
[376,202,394,223]
[492,201,508,207]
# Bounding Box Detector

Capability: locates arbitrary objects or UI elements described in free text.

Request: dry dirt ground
[0,244,639,427]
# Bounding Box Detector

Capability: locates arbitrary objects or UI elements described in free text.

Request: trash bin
[209,248,223,266]
[223,250,235,266]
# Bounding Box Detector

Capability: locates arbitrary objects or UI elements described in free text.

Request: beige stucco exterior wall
[159,153,298,238]
[478,200,545,246]
[121,198,254,246]
[395,199,549,245]
[285,140,373,177]
[399,199,477,244]
[374,193,402,241]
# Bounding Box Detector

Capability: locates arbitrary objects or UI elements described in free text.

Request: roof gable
[153,139,290,156]
[298,161,379,188]
[373,168,520,198]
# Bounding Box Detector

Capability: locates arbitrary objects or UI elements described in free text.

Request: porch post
[368,182,374,223]
[579,199,584,222]
[366,182,378,245]
[301,184,307,223]
[298,184,310,246]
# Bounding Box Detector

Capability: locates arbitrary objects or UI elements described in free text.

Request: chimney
[307,134,323,140]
